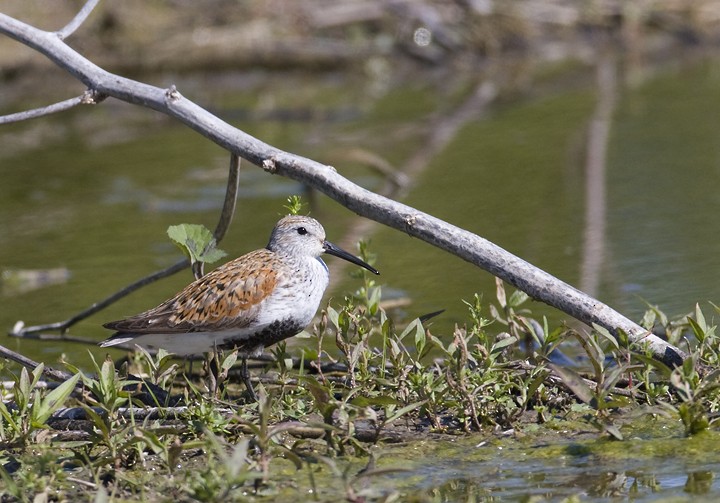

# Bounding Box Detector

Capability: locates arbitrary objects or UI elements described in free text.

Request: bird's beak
[323,241,379,275]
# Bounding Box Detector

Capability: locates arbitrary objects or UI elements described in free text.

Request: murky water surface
[2,52,720,500]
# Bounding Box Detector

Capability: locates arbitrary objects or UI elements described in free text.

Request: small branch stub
[165,85,181,103]
[262,158,277,173]
[404,213,418,230]
[80,88,106,105]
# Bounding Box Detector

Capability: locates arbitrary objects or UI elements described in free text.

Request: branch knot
[80,89,107,105]
[262,158,277,173]
[404,213,418,229]
[165,85,182,103]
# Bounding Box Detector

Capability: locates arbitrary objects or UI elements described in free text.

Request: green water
[2,52,720,500]
[263,420,720,501]
[2,58,720,360]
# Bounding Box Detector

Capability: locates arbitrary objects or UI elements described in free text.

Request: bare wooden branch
[47,407,411,442]
[0,96,80,124]
[0,12,688,368]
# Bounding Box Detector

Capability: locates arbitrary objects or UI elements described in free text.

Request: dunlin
[101,215,379,398]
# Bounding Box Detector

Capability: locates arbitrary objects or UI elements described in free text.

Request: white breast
[253,255,329,330]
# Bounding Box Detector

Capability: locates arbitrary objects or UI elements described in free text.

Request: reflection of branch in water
[327,80,498,289]
[579,49,616,297]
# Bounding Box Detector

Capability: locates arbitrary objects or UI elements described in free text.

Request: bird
[100,215,379,399]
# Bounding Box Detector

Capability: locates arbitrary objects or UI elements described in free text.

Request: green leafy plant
[549,325,636,439]
[0,365,80,445]
[129,347,181,391]
[184,433,260,501]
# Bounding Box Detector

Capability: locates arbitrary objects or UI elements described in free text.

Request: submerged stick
[10,154,241,337]
[0,343,73,383]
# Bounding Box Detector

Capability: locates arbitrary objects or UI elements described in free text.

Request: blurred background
[1,0,720,365]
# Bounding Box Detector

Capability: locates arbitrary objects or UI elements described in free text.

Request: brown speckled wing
[104,249,281,334]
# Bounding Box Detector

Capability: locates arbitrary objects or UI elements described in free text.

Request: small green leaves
[167,223,227,266]
[283,195,306,215]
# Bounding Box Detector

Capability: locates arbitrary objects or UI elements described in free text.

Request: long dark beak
[323,241,379,275]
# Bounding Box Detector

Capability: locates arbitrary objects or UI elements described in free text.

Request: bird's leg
[240,356,258,402]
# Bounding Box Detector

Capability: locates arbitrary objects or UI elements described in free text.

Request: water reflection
[416,463,717,501]
[685,471,714,495]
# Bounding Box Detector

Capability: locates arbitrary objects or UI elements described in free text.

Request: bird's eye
[297,227,307,235]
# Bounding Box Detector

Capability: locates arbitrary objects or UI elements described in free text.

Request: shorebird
[101,215,379,399]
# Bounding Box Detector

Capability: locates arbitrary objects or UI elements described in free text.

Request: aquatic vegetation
[1,262,719,500]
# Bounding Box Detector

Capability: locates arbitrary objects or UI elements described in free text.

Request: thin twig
[65,477,97,490]
[214,153,240,242]
[193,153,240,279]
[56,0,101,40]
[0,90,103,125]
[6,331,106,346]
[50,405,234,421]
[0,343,73,383]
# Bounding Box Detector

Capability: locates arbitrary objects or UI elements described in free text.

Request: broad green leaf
[695,303,708,333]
[687,316,706,343]
[495,278,507,308]
[326,306,339,329]
[491,335,518,354]
[385,400,426,424]
[82,405,110,438]
[399,318,422,343]
[221,351,239,372]
[525,371,547,400]
[167,223,227,264]
[0,401,21,436]
[508,289,529,307]
[18,367,31,409]
[298,375,331,407]
[591,323,619,350]
[602,421,624,440]
[414,320,426,355]
[32,373,80,425]
[549,364,594,405]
